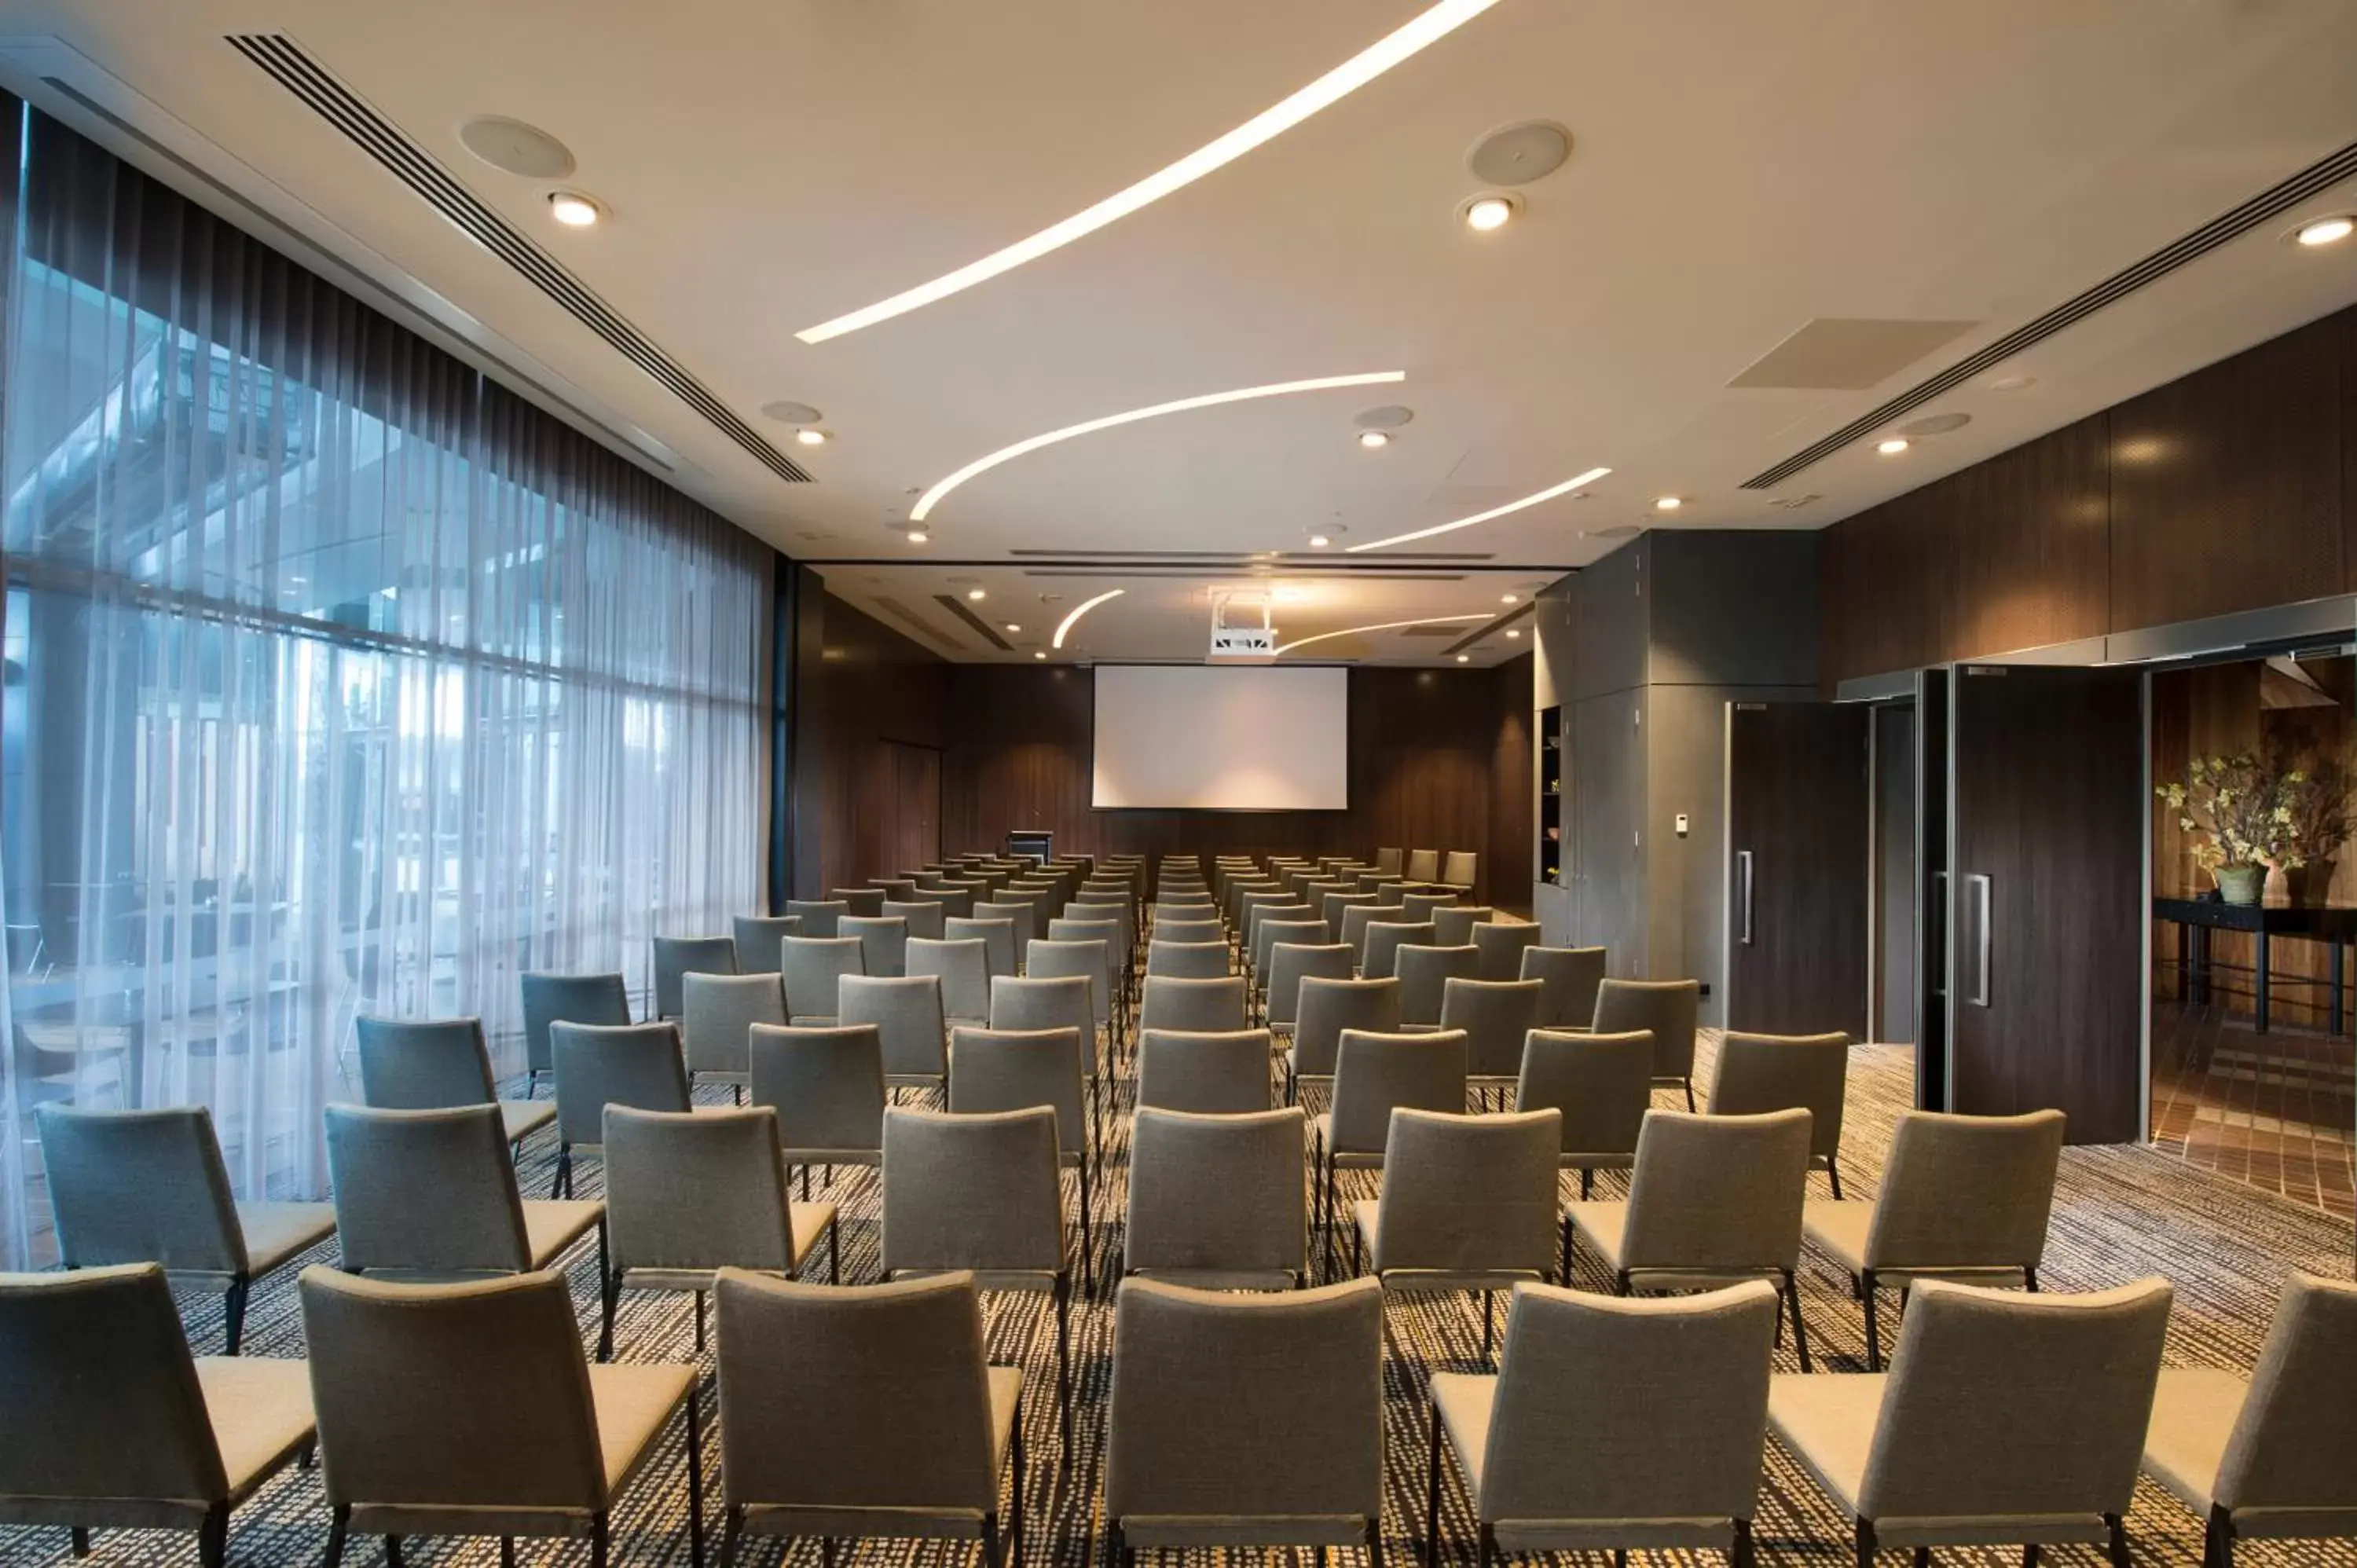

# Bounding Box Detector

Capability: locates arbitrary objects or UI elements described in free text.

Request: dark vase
[2283,860,2338,907]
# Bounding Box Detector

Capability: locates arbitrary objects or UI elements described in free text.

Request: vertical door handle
[1967,873,1992,1007]
[1737,850,1755,946]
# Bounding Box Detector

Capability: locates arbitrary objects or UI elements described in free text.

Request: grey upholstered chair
[838,974,950,1096]
[880,1107,1075,1459]
[731,914,803,972]
[1135,1028,1274,1114]
[1105,1277,1384,1559]
[910,935,993,1025]
[1267,942,1356,1040]
[1373,848,1406,876]
[922,885,976,920]
[875,877,922,903]
[747,1024,887,1199]
[1519,945,1607,1028]
[36,1105,338,1355]
[599,1105,838,1358]
[1802,1108,2066,1368]
[1284,976,1401,1104]
[1565,1108,1816,1369]
[1141,974,1249,1035]
[1364,920,1437,982]
[354,1015,556,1148]
[1245,903,1318,975]
[1124,1108,1307,1290]
[830,887,887,919]
[1472,922,1544,984]
[1593,978,1702,1107]
[1148,938,1230,979]
[680,972,787,1101]
[1252,919,1329,1009]
[1514,1029,1655,1197]
[651,934,738,1020]
[944,916,1018,981]
[1340,902,1406,965]
[882,899,947,940]
[1769,1277,2172,1567]
[1709,1031,1853,1195]
[519,971,629,1097]
[711,1269,1024,1568]
[989,972,1106,1133]
[1402,890,1459,925]
[783,899,849,939]
[1350,1108,1561,1362]
[1440,850,1478,892]
[839,915,911,980]
[972,899,1039,951]
[0,1263,317,1566]
[1315,1029,1468,1282]
[1398,944,1481,1030]
[1428,1280,1779,1568]
[1444,977,1546,1103]
[1406,848,1442,882]
[549,1020,691,1199]
[948,1024,1097,1284]
[1431,906,1497,948]
[2140,1270,2357,1566]
[300,1266,699,1568]
[779,935,867,1025]
[1324,891,1380,943]
[1024,939,1116,1058]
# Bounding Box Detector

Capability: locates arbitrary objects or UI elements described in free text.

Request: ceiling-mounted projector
[1208,591,1276,662]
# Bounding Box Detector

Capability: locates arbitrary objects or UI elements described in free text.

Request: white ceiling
[8,0,2357,662]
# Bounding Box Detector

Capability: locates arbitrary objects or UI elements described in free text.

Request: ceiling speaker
[1466,120,1572,186]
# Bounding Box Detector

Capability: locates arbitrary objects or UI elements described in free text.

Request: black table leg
[2190,921,2210,1006]
[2256,929,2271,1034]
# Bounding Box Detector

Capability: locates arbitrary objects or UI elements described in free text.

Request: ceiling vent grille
[225,33,811,485]
[1742,134,2357,490]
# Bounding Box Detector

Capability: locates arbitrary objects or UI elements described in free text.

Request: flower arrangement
[2158,753,2308,902]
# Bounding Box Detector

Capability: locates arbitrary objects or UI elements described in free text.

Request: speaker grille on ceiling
[224,33,812,485]
[1742,133,2357,490]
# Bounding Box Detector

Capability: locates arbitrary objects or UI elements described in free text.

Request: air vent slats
[225,34,810,485]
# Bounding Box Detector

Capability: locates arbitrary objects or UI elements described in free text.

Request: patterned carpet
[8,1031,2356,1568]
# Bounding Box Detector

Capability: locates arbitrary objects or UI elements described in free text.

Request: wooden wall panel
[1949,412,2111,656]
[790,590,948,897]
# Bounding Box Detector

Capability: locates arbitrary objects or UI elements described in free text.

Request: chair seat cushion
[499,1100,559,1144]
[1563,1201,1629,1270]
[196,1354,318,1503]
[1310,1113,1384,1167]
[233,1201,339,1277]
[1127,1266,1300,1292]
[788,1202,838,1269]
[522,1200,607,1269]
[1798,1200,1873,1272]
[1430,1371,1497,1498]
[2140,1367,2246,1518]
[587,1362,696,1500]
[987,1365,1023,1476]
[1765,1370,1886,1518]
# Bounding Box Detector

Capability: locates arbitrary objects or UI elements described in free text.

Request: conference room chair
[972,899,1040,953]
[1425,1280,1779,1568]
[1397,943,1481,1031]
[1324,890,1380,943]
[2140,1270,2357,1567]
[0,1263,317,1567]
[1301,877,1354,917]
[1025,936,1117,1058]
[783,899,850,938]
[549,1020,693,1199]
[830,887,887,919]
[1446,977,1547,1108]
[301,1266,699,1568]
[1283,975,1401,1105]
[1233,888,1292,943]
[1245,899,1317,968]
[1803,1108,2066,1368]
[919,885,976,920]
[952,1020,1098,1255]
[1153,921,1225,954]
[880,1107,1076,1461]
[1472,922,1544,984]
[1266,941,1356,1042]
[839,914,911,980]
[882,898,947,940]
[1315,1028,1468,1281]
[651,934,738,1021]
[36,1104,337,1357]
[1515,1029,1655,1199]
[1140,974,1249,1035]
[731,914,803,973]
[909,936,993,1028]
[1340,902,1406,967]
[1353,870,1392,894]
[1519,945,1607,1028]
[1069,892,1138,952]
[1709,1031,1853,1195]
[599,1105,838,1358]
[989,973,1106,1142]
[1046,920,1125,1024]
[1135,1028,1274,1114]
[1105,1276,1384,1564]
[354,1015,556,1149]
[1122,1107,1307,1290]
[1592,977,1703,1108]
[748,1023,886,1202]
[680,972,786,1103]
[1374,848,1406,877]
[779,935,867,1025]
[874,877,921,903]
[1348,1108,1561,1363]
[838,974,951,1099]
[1249,907,1322,980]
[519,971,631,1098]
[1146,938,1230,980]
[944,916,1019,983]
[1226,877,1283,932]
[1402,890,1459,925]
[1563,1108,1816,1370]
[1364,920,1437,982]
[1406,849,1442,883]
[1770,1278,2171,1568]
[1431,905,1497,948]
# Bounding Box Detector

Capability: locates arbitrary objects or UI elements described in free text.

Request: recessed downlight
[1461,193,1518,232]
[1654,496,1683,512]
[1034,651,1048,661]
[1500,593,1519,604]
[1004,623,1023,633]
[1358,430,1391,449]
[1309,534,1332,548]
[1505,628,1522,639]
[905,529,929,544]
[547,191,601,227]
[2293,214,2355,247]
[795,428,828,447]
[966,588,987,602]
[1456,654,1472,663]
[1876,438,1911,456]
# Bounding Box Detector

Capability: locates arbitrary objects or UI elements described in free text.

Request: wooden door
[1725,702,1870,1038]
[1912,669,1950,1109]
[885,742,941,873]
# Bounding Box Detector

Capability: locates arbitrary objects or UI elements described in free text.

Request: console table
[2154,897,2357,1035]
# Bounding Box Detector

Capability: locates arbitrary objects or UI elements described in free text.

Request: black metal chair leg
[502,1541,518,1568]
[554,1146,572,1200]
[1855,1518,1878,1568]
[1863,1269,1882,1371]
[1785,1268,1813,1372]
[324,1508,350,1568]
[69,1526,90,1558]
[2022,1545,2039,1568]
[721,1506,746,1568]
[1734,1519,1757,1568]
[591,1515,609,1568]
[385,1535,405,1568]
[223,1277,251,1356]
[1078,1161,1095,1295]
[1827,1160,1845,1200]
[2205,1506,2234,1568]
[1482,1291,1496,1368]
[1424,1401,1444,1568]
[830,1212,841,1285]
[2106,1513,2132,1568]
[695,1290,707,1352]
[1913,1548,1931,1568]
[1054,1273,1075,1467]
[686,1382,706,1568]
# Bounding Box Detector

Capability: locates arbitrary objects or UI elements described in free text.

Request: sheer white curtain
[0,106,768,1265]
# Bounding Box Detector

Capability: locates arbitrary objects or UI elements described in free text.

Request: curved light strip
[1054,588,1127,649]
[1274,613,1486,657]
[794,0,1505,344]
[912,371,1404,522]
[1347,465,1613,552]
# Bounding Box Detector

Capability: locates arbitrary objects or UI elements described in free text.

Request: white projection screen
[1093,665,1349,810]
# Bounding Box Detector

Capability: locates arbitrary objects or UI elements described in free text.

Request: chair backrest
[1708,1031,1850,1163]
[1290,977,1402,1077]
[552,1020,691,1145]
[942,917,1017,980]
[948,1026,1088,1159]
[1519,946,1607,1027]
[880,1107,1065,1276]
[1324,892,1380,942]
[519,972,629,1076]
[1593,978,1700,1082]
[1373,848,1405,876]
[1516,1030,1655,1160]
[1442,977,1548,1079]
[1153,920,1224,948]
[971,899,1039,947]
[1136,1028,1273,1114]
[782,899,850,939]
[323,1105,530,1273]
[1266,943,1356,1028]
[1246,900,1316,960]
[1329,1030,1468,1155]
[908,936,994,1024]
[779,936,868,1022]
[1472,921,1545,983]
[1440,850,1478,888]
[1372,1109,1560,1277]
[300,1268,605,1515]
[1105,1277,1384,1529]
[731,914,804,971]
[1396,944,1481,1028]
[35,1105,246,1274]
[1141,975,1249,1035]
[1401,891,1458,924]
[881,899,947,941]
[2213,1271,2357,1515]
[1340,902,1406,962]
[989,972,1094,1041]
[1431,906,1497,947]
[1253,919,1327,987]
[1147,939,1230,980]
[874,877,921,903]
[1125,1108,1306,1284]
[922,886,975,920]
[1479,1280,1779,1530]
[0,1263,230,1509]
[680,972,788,1079]
[355,1017,499,1111]
[1025,940,1114,1027]
[1860,1278,2172,1526]
[838,974,949,1080]
[839,915,911,980]
[1620,1108,1812,1273]
[830,888,887,919]
[652,935,738,1019]
[1406,848,1442,882]
[603,1106,795,1274]
[1865,1110,2066,1272]
[748,1024,886,1159]
[1363,920,1437,980]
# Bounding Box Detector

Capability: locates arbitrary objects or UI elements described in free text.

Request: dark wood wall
[1820,304,2356,687]
[788,584,948,899]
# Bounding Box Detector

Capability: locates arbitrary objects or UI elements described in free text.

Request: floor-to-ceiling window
[0,101,768,1265]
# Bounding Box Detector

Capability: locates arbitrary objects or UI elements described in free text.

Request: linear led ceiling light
[794,0,1506,343]
[1347,466,1611,552]
[911,371,1404,522]
[1054,588,1127,649]
[1274,613,1486,656]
